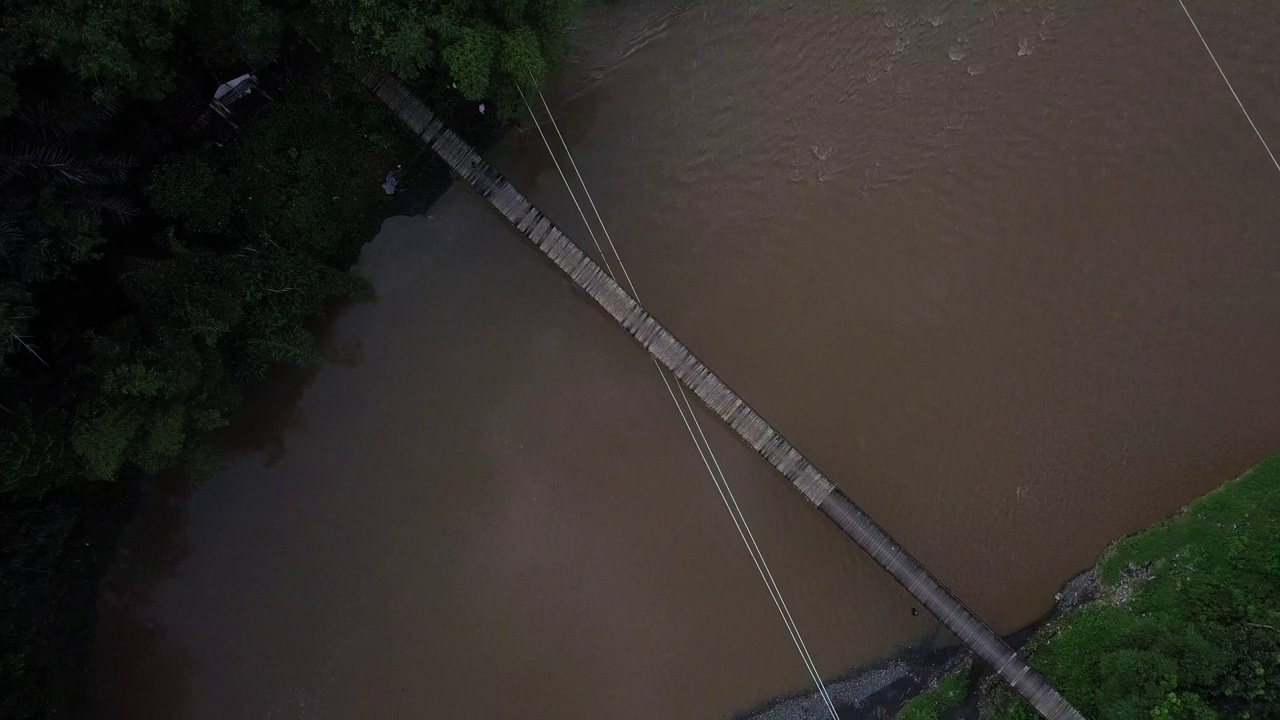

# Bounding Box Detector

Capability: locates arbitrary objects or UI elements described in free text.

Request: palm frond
[0,156,20,186]
[10,334,49,367]
[8,144,137,187]
[84,152,139,183]
[0,216,20,251]
[16,96,120,142]
[70,188,140,222]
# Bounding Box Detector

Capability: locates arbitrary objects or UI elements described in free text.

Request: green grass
[990,455,1280,720]
[899,660,972,720]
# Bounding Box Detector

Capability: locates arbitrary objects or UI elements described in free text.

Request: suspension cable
[517,83,840,719]
[1177,0,1280,174]
[656,363,840,720]
[516,91,618,280]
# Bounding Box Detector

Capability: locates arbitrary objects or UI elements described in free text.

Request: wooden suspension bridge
[361,68,1086,720]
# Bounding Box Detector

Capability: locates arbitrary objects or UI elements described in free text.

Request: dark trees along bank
[0,1,579,716]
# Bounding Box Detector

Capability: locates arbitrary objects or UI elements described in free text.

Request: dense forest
[0,0,579,716]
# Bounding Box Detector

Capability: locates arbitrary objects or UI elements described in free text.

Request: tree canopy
[328,0,575,98]
[0,0,578,496]
[0,0,580,716]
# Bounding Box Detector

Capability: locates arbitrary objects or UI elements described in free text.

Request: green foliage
[444,26,499,99]
[899,660,971,720]
[0,405,72,494]
[14,0,190,102]
[147,156,235,234]
[1,0,289,104]
[1,481,139,720]
[1,71,408,495]
[70,404,145,480]
[68,326,234,481]
[499,25,548,86]
[0,73,18,119]
[0,282,38,363]
[327,0,580,112]
[990,457,1280,720]
[0,97,136,309]
[217,75,399,261]
[0,0,581,715]
[191,0,285,65]
[0,94,136,375]
[123,250,247,342]
[66,72,403,485]
[0,0,557,499]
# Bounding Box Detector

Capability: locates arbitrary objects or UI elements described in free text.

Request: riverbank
[0,78,480,716]
[68,2,1280,713]
[743,455,1280,719]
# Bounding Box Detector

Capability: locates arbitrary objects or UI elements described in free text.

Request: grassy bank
[895,456,1279,720]
[933,455,1280,720]
[899,660,972,720]
[752,458,1279,720]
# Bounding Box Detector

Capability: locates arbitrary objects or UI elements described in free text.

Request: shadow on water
[87,313,361,718]
[210,156,455,463]
[87,173,456,717]
[212,302,362,466]
[89,471,197,720]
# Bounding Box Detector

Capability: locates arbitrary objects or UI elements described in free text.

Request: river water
[91,1,1280,717]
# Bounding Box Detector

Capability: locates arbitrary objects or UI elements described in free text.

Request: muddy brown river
[91,1,1280,717]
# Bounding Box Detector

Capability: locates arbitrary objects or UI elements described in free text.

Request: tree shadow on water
[86,474,197,720]
[212,295,368,467]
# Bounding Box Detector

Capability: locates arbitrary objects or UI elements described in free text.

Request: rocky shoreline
[739,570,1101,720]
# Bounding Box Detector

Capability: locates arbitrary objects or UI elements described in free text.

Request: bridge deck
[362,69,1084,720]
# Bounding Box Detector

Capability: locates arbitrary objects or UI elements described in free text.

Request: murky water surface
[92,2,1280,717]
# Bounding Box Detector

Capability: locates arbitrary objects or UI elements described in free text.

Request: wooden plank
[362,69,1084,720]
